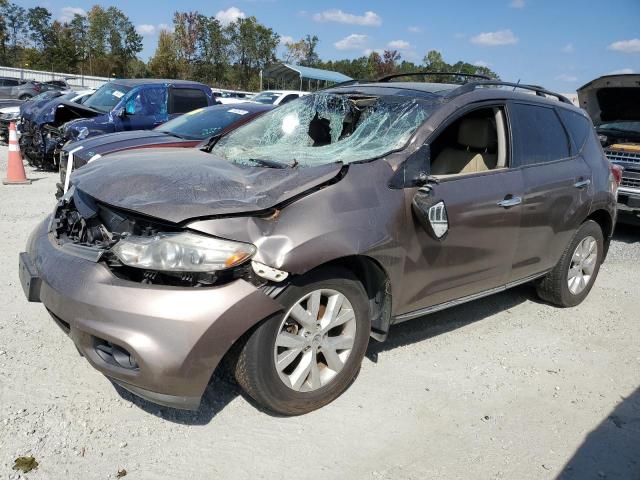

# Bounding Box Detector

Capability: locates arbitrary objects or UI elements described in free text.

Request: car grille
[605,148,640,165]
[621,177,640,189]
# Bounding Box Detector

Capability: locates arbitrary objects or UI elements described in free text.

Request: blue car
[19,79,215,168]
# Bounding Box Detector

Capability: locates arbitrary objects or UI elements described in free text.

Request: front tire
[235,268,371,415]
[536,220,604,307]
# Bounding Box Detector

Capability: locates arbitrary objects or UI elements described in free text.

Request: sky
[16,0,640,92]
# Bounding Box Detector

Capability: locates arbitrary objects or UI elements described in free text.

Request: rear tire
[536,220,604,307]
[235,267,370,415]
[18,94,32,101]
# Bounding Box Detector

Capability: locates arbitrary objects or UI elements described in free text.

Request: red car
[57,102,273,198]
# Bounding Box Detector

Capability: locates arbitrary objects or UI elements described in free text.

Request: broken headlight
[110,232,256,272]
[76,126,89,140]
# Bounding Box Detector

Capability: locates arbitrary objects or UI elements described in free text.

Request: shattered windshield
[82,83,131,113]
[213,92,431,166]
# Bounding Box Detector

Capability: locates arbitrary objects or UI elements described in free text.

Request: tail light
[33,83,41,92]
[610,163,623,186]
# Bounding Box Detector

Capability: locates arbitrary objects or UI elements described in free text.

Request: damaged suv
[20,76,617,415]
[19,78,214,168]
[578,74,640,217]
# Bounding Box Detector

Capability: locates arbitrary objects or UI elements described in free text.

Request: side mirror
[412,195,449,240]
[389,143,432,189]
[113,107,125,118]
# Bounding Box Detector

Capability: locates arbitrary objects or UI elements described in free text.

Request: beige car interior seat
[431,117,498,175]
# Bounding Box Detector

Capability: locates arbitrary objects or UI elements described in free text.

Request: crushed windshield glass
[213,92,431,166]
[82,83,131,113]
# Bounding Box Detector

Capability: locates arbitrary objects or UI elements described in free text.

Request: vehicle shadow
[112,370,246,425]
[556,386,640,479]
[114,284,535,424]
[613,214,640,243]
[366,283,533,361]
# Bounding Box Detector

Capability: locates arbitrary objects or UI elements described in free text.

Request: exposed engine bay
[52,188,259,288]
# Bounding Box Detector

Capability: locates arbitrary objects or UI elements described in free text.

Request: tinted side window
[510,103,570,166]
[2,79,19,86]
[280,94,299,105]
[170,88,208,114]
[557,109,591,154]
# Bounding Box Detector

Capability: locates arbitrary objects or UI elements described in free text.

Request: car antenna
[513,79,521,91]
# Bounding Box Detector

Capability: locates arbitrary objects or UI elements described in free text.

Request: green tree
[0,0,7,63]
[173,11,201,78]
[227,16,279,89]
[148,29,180,78]
[194,15,229,84]
[68,14,89,76]
[283,34,319,67]
[26,7,51,50]
[2,2,27,64]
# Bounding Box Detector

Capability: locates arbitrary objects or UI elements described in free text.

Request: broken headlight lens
[110,232,256,272]
[76,126,89,140]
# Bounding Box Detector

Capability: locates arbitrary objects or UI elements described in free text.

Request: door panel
[507,101,593,280]
[510,157,592,280]
[117,87,168,131]
[397,169,524,314]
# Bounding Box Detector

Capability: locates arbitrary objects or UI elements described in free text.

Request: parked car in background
[578,74,640,219]
[19,78,214,168]
[211,88,255,104]
[56,102,273,197]
[0,77,45,100]
[20,76,618,415]
[251,90,309,106]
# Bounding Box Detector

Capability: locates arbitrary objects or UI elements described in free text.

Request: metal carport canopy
[262,63,352,84]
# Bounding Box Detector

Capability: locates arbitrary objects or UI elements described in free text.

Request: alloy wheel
[273,289,357,392]
[567,235,598,295]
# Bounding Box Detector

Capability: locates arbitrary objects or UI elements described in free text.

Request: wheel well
[308,255,392,341]
[586,209,614,257]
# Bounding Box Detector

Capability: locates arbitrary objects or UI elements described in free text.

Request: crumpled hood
[65,130,178,161]
[577,74,640,125]
[20,94,63,121]
[70,148,344,223]
[34,100,101,126]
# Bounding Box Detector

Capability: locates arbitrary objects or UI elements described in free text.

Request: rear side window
[2,79,19,86]
[279,94,299,105]
[558,109,591,154]
[169,88,209,114]
[510,103,570,166]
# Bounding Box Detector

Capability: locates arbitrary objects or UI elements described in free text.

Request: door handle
[497,195,522,208]
[574,179,591,189]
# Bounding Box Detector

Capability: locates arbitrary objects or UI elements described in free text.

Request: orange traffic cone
[3,122,31,185]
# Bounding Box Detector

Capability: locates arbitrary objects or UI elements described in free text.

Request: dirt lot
[0,146,639,480]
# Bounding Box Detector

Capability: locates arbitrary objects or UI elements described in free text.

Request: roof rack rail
[377,71,492,83]
[448,80,573,104]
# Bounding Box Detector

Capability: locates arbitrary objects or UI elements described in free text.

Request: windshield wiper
[163,131,185,139]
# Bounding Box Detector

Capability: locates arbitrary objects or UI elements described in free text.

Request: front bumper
[21,218,282,409]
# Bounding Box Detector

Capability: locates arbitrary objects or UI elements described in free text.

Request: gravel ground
[1,146,639,480]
